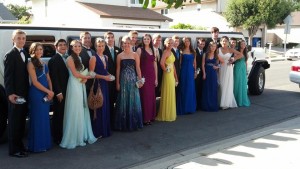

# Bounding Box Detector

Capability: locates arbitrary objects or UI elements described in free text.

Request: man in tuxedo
[4,29,29,157]
[48,39,69,145]
[204,27,222,53]
[128,30,138,52]
[152,33,163,97]
[195,38,206,110]
[79,32,96,120]
[171,35,181,83]
[103,31,121,127]
[0,84,8,143]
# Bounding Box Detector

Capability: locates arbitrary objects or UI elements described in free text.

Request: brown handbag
[88,78,103,111]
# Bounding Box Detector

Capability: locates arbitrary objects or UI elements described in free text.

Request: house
[267,11,300,48]
[29,0,172,29]
[0,3,18,23]
[151,0,264,46]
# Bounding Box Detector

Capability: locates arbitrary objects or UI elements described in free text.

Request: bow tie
[20,49,24,53]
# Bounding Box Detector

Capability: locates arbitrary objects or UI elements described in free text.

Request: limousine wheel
[248,66,265,95]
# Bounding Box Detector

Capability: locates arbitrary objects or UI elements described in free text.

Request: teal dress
[60,59,97,149]
[233,56,250,107]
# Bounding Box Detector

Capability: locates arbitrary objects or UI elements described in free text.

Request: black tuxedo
[204,38,222,53]
[171,48,181,80]
[103,45,121,126]
[155,48,163,97]
[195,48,204,110]
[4,47,29,155]
[80,47,96,92]
[0,84,8,139]
[48,53,69,143]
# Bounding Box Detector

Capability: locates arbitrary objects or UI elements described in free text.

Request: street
[0,60,300,169]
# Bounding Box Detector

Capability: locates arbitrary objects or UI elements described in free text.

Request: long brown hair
[206,41,219,61]
[238,40,248,62]
[181,37,195,56]
[29,42,43,70]
[69,40,83,71]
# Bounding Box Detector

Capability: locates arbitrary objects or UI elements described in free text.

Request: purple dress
[91,54,111,138]
[139,48,156,122]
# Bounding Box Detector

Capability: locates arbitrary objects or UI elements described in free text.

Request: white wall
[101,18,168,29]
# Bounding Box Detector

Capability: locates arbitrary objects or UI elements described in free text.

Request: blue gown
[201,57,219,112]
[176,53,196,115]
[28,64,52,152]
[114,59,143,131]
[234,56,251,107]
[60,59,97,149]
[91,55,111,138]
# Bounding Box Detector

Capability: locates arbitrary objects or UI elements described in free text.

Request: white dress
[218,48,237,109]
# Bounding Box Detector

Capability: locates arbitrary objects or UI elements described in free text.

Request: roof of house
[0,3,17,22]
[78,2,173,22]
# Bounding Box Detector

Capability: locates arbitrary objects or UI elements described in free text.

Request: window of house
[161,9,169,15]
[131,0,139,4]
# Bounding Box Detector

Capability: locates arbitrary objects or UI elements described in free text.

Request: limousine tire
[248,66,265,95]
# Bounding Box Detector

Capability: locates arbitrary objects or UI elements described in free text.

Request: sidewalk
[129,116,300,169]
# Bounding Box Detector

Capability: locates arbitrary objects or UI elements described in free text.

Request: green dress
[233,56,251,107]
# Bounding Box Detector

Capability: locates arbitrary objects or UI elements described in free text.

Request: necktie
[20,49,25,62]
[132,46,135,52]
[176,49,180,59]
[110,48,115,61]
[63,54,68,59]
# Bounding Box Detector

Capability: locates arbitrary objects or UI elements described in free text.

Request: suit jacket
[171,48,181,79]
[103,45,121,76]
[195,48,204,71]
[48,53,69,97]
[80,47,96,71]
[80,47,96,90]
[155,48,163,97]
[204,38,222,53]
[4,47,29,98]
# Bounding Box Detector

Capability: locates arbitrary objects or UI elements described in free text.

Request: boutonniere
[115,50,119,53]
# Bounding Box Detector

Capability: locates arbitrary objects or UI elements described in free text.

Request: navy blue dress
[176,54,196,115]
[114,59,143,131]
[91,55,111,138]
[201,57,219,112]
[28,64,52,152]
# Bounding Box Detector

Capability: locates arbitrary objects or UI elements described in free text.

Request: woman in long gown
[234,40,251,107]
[89,38,113,138]
[176,37,196,115]
[218,36,242,109]
[114,36,143,131]
[27,42,54,152]
[136,34,157,125]
[156,38,178,122]
[201,42,223,112]
[60,40,97,149]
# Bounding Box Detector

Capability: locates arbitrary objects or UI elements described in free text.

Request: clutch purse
[78,69,89,82]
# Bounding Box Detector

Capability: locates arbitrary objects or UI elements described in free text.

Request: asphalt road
[0,60,300,169]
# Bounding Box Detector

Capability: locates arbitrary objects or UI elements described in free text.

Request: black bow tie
[20,49,24,53]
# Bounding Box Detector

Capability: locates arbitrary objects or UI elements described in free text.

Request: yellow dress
[156,53,176,121]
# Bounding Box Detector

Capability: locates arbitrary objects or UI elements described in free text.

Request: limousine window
[24,35,56,58]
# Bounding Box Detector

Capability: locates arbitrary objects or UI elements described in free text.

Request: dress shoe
[10,151,28,158]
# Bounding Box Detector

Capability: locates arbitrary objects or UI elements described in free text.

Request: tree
[6,4,32,24]
[225,0,294,45]
[138,0,201,9]
[170,23,206,30]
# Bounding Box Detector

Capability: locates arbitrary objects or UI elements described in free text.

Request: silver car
[289,60,300,87]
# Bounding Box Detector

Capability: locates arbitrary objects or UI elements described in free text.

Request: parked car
[286,48,300,61]
[289,60,300,87]
[247,46,271,95]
